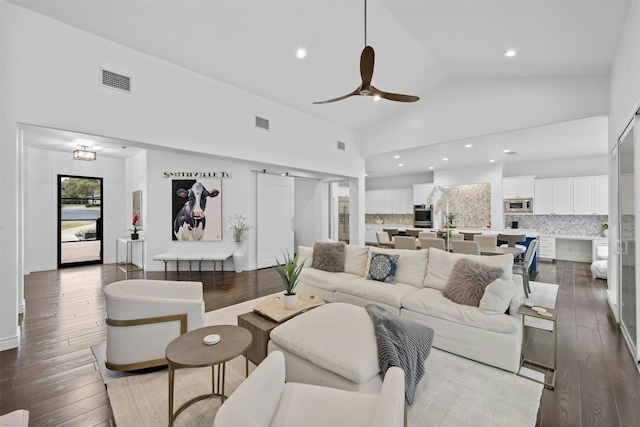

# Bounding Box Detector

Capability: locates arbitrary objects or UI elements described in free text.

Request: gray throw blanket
[365,304,435,404]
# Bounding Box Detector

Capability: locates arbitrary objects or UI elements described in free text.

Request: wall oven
[413,205,433,228]
[504,198,533,213]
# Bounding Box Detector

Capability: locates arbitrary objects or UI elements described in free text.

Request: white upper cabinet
[534,175,607,215]
[503,176,535,198]
[366,188,413,214]
[534,180,553,214]
[413,183,434,206]
[594,175,609,215]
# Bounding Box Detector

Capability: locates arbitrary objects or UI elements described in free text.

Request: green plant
[273,250,306,295]
[601,221,609,230]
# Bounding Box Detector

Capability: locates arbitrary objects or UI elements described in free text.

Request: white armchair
[214,351,406,427]
[104,279,205,371]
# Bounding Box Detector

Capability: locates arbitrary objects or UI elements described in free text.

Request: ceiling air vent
[337,141,346,151]
[100,68,131,93]
[255,116,270,130]
[505,151,519,156]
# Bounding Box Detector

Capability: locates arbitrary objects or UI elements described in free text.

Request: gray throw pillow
[443,258,504,307]
[311,242,346,272]
[367,252,400,284]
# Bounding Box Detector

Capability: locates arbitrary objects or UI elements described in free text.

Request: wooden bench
[152,252,233,286]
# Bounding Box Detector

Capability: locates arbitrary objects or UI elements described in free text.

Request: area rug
[525,281,559,331]
[105,293,544,427]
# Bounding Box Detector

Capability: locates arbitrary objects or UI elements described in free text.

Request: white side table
[116,237,145,274]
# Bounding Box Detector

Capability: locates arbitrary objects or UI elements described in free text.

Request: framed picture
[171,179,222,241]
[132,190,142,228]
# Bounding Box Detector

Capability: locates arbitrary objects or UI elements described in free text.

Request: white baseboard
[0,332,20,351]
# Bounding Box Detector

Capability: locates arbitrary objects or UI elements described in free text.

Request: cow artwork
[171,179,222,241]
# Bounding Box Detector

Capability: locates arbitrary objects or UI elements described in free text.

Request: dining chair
[394,236,417,250]
[461,231,482,241]
[418,231,437,239]
[474,234,498,248]
[383,228,398,241]
[513,239,538,298]
[376,232,394,248]
[498,233,527,257]
[419,237,446,251]
[405,229,421,238]
[451,240,481,255]
[450,234,464,241]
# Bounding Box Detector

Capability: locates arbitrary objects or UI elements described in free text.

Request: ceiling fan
[313,0,419,104]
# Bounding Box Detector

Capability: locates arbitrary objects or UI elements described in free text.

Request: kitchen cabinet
[533,179,573,214]
[365,189,412,214]
[539,236,556,260]
[573,175,608,215]
[503,176,535,199]
[413,183,434,206]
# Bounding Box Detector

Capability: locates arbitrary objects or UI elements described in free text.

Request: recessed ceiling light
[373,95,381,101]
[428,166,434,170]
[296,49,307,59]
[398,163,404,167]
[442,157,448,161]
[465,144,473,148]
[503,149,511,153]
[394,155,400,159]
[489,159,496,163]
[504,50,517,57]
[364,173,368,177]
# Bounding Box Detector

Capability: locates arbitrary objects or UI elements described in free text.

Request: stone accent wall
[505,214,608,236]
[365,214,413,225]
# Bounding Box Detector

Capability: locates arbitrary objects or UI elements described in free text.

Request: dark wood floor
[0,261,638,426]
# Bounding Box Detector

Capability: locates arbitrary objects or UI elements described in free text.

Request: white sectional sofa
[295,244,525,373]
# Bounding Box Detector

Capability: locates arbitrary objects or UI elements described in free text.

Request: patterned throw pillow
[443,258,504,307]
[367,252,400,284]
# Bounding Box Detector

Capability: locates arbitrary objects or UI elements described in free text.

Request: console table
[116,237,145,274]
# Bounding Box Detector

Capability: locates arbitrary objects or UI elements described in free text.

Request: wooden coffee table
[238,294,324,365]
[165,325,252,427]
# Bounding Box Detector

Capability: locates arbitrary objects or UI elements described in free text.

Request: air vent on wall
[255,116,270,130]
[505,151,519,156]
[100,68,131,93]
[337,141,346,151]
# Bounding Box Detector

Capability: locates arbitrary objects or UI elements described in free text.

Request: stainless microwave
[504,198,533,213]
[413,205,433,228]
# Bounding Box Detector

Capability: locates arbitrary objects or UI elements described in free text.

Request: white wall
[24,147,127,272]
[503,155,608,179]
[366,172,433,190]
[364,76,609,156]
[434,164,503,230]
[294,179,320,248]
[0,2,364,350]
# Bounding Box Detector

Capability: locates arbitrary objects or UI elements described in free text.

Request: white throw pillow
[297,246,313,268]
[344,245,370,276]
[479,279,516,314]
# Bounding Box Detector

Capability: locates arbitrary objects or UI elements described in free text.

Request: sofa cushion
[367,253,399,283]
[298,246,314,268]
[312,242,346,272]
[336,277,418,309]
[442,258,504,307]
[344,245,370,276]
[364,247,428,288]
[401,288,519,333]
[424,248,513,291]
[298,268,360,292]
[479,279,516,314]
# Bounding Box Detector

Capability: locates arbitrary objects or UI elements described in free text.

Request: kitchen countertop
[541,234,607,240]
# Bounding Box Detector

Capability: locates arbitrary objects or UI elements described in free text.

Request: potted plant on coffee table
[273,250,306,309]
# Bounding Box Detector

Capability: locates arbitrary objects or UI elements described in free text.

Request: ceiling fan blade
[360,46,375,90]
[313,87,361,104]
[371,86,420,102]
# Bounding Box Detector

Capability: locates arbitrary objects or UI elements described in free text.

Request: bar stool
[498,233,527,258]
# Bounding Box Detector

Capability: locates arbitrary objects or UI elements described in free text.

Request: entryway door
[256,174,295,269]
[58,175,104,268]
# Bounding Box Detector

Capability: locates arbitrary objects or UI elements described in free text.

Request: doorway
[58,175,104,268]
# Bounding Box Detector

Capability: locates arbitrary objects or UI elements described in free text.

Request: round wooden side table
[165,325,252,427]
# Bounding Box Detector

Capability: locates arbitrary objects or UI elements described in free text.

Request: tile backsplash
[505,215,608,236]
[365,214,414,225]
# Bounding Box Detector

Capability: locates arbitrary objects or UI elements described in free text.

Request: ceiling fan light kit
[313,0,419,104]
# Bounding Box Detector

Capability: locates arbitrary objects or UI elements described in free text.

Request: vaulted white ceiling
[10,0,630,176]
